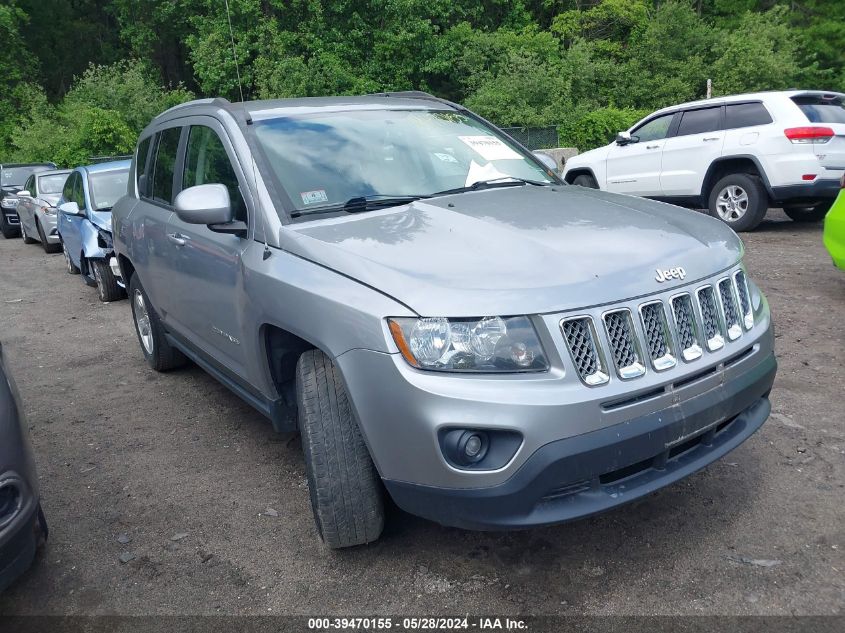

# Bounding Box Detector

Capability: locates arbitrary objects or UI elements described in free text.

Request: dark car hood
[280,186,743,316]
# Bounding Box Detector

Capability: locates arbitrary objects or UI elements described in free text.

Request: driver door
[604,112,677,196]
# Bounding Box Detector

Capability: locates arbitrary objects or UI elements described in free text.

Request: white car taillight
[784,126,835,144]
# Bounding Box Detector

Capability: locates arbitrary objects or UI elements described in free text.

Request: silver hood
[281,186,743,316]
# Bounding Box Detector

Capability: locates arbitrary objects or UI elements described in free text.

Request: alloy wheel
[63,243,74,272]
[715,185,749,222]
[133,289,154,355]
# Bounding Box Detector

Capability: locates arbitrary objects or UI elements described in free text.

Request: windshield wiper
[291,194,431,218]
[432,177,550,197]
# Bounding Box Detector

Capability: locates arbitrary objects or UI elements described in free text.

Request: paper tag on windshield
[300,189,328,205]
[458,135,522,161]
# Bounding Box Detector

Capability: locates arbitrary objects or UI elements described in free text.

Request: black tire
[573,174,599,189]
[707,173,768,232]
[20,221,36,244]
[62,241,80,274]
[128,274,186,372]
[37,221,60,253]
[295,349,384,548]
[783,200,832,223]
[91,259,124,302]
[0,215,20,239]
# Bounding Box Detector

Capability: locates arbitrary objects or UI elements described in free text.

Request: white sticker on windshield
[433,152,459,163]
[300,189,329,205]
[458,135,522,161]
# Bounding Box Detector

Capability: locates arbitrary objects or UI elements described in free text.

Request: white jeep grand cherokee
[563,90,845,231]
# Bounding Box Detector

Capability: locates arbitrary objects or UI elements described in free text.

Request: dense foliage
[2,0,843,163]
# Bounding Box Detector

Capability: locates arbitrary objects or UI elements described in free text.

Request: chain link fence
[500,126,560,150]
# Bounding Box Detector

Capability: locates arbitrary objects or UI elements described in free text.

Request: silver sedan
[16,169,70,253]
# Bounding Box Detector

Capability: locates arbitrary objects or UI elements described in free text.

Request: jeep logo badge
[655,267,686,283]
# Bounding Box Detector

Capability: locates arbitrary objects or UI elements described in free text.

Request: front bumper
[1,205,20,225]
[823,191,845,270]
[384,352,775,529]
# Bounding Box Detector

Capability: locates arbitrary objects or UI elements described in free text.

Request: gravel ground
[0,209,842,617]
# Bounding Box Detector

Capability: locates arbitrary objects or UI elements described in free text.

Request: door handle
[703,136,721,141]
[646,144,660,149]
[167,233,186,246]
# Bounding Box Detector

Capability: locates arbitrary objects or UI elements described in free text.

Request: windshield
[252,109,553,216]
[38,173,69,195]
[2,166,50,188]
[88,169,129,211]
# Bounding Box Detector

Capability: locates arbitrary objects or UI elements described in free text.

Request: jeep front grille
[696,285,725,351]
[669,294,702,362]
[718,278,742,341]
[559,271,755,384]
[733,270,753,330]
[639,302,676,371]
[602,310,645,379]
[560,317,609,386]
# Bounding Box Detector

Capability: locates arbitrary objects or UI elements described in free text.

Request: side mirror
[59,201,82,215]
[17,190,30,198]
[615,131,634,145]
[532,151,558,172]
[174,184,233,225]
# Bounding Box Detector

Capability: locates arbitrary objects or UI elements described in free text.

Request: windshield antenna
[223,0,270,260]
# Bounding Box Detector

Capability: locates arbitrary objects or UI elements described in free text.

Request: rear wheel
[62,241,80,274]
[707,173,768,232]
[129,274,186,371]
[91,259,124,302]
[296,349,384,548]
[573,174,599,189]
[783,200,832,223]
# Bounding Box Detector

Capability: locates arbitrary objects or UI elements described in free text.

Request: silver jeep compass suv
[112,93,776,548]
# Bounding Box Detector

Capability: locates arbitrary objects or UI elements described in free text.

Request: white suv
[562,90,845,231]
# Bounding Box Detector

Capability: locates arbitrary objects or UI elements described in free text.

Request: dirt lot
[0,209,842,617]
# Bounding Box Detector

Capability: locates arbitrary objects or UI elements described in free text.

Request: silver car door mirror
[17,190,30,198]
[59,201,82,215]
[532,151,558,172]
[174,184,233,225]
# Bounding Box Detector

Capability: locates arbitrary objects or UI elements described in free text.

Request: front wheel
[37,221,60,253]
[707,173,768,232]
[91,259,124,302]
[296,349,385,548]
[573,174,599,189]
[128,274,186,371]
[783,200,832,223]
[21,220,36,244]
[62,241,80,274]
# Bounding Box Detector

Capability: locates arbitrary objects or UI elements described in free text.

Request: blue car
[57,160,131,302]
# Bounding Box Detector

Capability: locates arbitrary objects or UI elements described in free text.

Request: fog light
[464,434,483,458]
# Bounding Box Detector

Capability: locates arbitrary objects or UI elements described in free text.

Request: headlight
[388,316,548,372]
[1,198,18,208]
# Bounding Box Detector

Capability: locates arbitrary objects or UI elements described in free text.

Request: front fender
[80,220,111,259]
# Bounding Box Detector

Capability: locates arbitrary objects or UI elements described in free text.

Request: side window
[632,113,674,143]
[725,103,772,129]
[62,172,75,201]
[73,173,86,209]
[183,125,247,222]
[676,107,722,136]
[150,127,182,205]
[23,175,34,195]
[136,136,153,197]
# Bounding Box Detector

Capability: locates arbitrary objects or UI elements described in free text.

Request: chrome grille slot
[718,278,742,341]
[560,317,609,386]
[639,301,676,371]
[733,270,753,330]
[602,309,645,379]
[670,294,702,361]
[696,285,725,352]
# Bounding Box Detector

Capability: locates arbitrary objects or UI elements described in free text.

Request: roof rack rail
[367,90,463,110]
[159,97,233,117]
[88,155,132,164]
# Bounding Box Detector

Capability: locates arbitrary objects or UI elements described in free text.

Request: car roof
[80,159,132,174]
[151,92,457,127]
[647,89,845,118]
[38,169,71,177]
